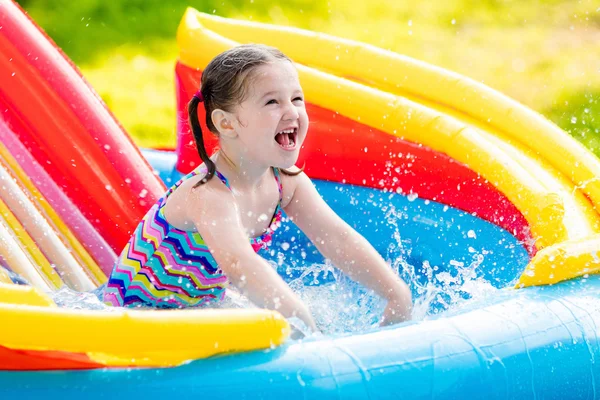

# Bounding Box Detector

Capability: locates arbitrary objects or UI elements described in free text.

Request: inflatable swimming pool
[0,1,599,398]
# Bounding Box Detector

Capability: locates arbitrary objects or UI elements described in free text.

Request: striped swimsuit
[103,167,283,308]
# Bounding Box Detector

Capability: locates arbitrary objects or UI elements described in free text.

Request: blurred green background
[16,0,600,153]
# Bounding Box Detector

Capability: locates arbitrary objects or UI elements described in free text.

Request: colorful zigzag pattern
[103,167,283,308]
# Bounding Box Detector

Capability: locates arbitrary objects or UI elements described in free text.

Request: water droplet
[407,192,418,202]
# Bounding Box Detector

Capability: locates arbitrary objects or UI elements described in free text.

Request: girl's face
[230,61,308,169]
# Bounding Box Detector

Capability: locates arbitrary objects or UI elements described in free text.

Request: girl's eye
[293,96,304,102]
[266,99,278,105]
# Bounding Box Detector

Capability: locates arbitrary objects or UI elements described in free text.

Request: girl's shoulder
[162,170,236,227]
[176,171,234,204]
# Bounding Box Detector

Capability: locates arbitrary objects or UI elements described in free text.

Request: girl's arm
[283,172,412,325]
[187,181,318,332]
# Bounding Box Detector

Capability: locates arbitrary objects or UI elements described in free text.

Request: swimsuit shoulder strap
[272,168,283,204]
[209,167,281,201]
[160,166,231,206]
[214,170,231,189]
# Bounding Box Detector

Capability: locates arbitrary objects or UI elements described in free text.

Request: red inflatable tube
[175,62,535,256]
[0,345,104,371]
[0,1,165,253]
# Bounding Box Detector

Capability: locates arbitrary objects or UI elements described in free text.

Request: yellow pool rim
[0,298,290,367]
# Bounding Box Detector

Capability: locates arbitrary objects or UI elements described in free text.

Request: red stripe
[0,345,104,371]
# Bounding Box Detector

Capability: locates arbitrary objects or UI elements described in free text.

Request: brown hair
[188,44,303,186]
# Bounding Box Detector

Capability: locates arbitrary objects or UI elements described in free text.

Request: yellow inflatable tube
[0,197,62,289]
[0,268,11,285]
[177,9,600,285]
[0,283,56,307]
[0,303,290,367]
[0,217,53,291]
[0,142,106,286]
[193,11,600,215]
[518,234,600,287]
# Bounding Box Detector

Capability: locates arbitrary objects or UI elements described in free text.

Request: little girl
[102,44,412,331]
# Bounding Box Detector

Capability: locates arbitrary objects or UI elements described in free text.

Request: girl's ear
[211,109,238,139]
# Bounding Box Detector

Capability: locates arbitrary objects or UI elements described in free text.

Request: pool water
[51,179,525,338]
[51,234,501,338]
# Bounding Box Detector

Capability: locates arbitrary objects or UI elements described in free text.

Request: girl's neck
[212,146,271,190]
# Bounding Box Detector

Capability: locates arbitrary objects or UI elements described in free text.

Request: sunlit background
[16,0,600,153]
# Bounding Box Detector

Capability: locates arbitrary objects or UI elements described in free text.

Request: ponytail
[188,94,216,187]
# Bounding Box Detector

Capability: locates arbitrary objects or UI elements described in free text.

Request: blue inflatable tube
[2,276,599,399]
[0,149,597,399]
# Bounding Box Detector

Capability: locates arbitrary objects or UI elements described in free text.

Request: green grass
[17,0,600,155]
[80,42,178,149]
[17,0,328,64]
[546,89,600,153]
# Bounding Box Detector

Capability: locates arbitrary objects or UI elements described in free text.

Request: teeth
[277,128,296,134]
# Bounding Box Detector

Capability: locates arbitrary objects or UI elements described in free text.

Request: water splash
[51,285,114,311]
[51,206,500,339]
[285,261,387,334]
[265,204,502,336]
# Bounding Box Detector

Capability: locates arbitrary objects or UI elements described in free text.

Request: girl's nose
[283,101,300,120]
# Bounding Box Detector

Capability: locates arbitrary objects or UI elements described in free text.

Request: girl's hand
[379,280,412,327]
[282,171,414,328]
[380,295,412,327]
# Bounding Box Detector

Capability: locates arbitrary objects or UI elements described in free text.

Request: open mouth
[274,128,298,151]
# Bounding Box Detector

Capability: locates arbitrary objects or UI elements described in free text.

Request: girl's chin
[276,154,301,170]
